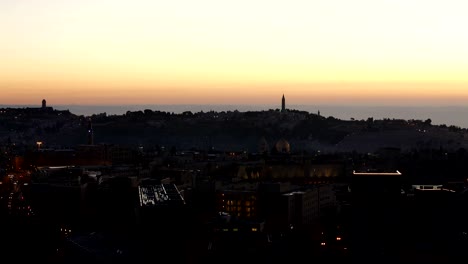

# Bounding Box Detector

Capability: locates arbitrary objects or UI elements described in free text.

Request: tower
[87,118,94,145]
[42,99,46,109]
[281,94,285,112]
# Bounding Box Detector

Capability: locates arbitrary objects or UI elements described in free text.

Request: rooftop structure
[352,170,402,176]
[138,184,185,207]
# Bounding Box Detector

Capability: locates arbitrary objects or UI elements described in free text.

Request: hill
[1,107,468,153]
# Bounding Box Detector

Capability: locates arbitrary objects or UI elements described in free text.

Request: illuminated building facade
[217,190,258,220]
[237,161,345,182]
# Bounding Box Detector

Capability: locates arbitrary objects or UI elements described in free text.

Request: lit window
[251,228,257,232]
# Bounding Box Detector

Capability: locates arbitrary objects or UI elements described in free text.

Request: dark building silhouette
[350,170,402,263]
[136,182,189,261]
[26,148,76,167]
[87,118,94,145]
[30,98,54,112]
[30,166,84,230]
[281,94,286,112]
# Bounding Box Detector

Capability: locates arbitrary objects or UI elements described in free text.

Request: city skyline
[1,0,468,106]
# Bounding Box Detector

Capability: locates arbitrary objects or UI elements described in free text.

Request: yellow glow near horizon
[1,0,468,105]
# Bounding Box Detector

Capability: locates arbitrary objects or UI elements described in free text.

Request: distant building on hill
[87,118,94,145]
[281,94,286,112]
[38,99,53,112]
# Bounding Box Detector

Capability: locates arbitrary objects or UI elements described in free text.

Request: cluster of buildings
[2,96,468,262]
[17,108,346,260]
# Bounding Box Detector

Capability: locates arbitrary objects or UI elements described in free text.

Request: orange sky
[1,0,468,106]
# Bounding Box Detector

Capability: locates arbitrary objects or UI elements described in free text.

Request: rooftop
[352,170,402,176]
[138,184,185,207]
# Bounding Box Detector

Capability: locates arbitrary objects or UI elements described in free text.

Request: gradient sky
[1,0,468,106]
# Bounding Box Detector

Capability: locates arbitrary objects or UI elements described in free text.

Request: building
[135,182,189,261]
[281,94,286,112]
[282,189,318,228]
[276,184,336,231]
[236,160,345,182]
[30,166,84,229]
[87,118,94,145]
[38,99,53,112]
[210,185,267,259]
[350,170,402,262]
[138,183,186,208]
[75,144,110,166]
[26,148,77,167]
[217,189,259,220]
[136,182,187,228]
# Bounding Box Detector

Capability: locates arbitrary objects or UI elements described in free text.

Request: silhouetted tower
[87,118,94,145]
[42,99,46,109]
[281,94,285,112]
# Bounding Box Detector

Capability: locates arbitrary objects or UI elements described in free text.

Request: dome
[275,138,290,153]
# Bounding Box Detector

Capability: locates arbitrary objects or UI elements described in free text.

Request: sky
[1,0,468,106]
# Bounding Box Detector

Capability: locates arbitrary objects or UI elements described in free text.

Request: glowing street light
[36,141,42,150]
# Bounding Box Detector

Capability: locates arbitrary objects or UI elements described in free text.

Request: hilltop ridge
[1,106,467,153]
